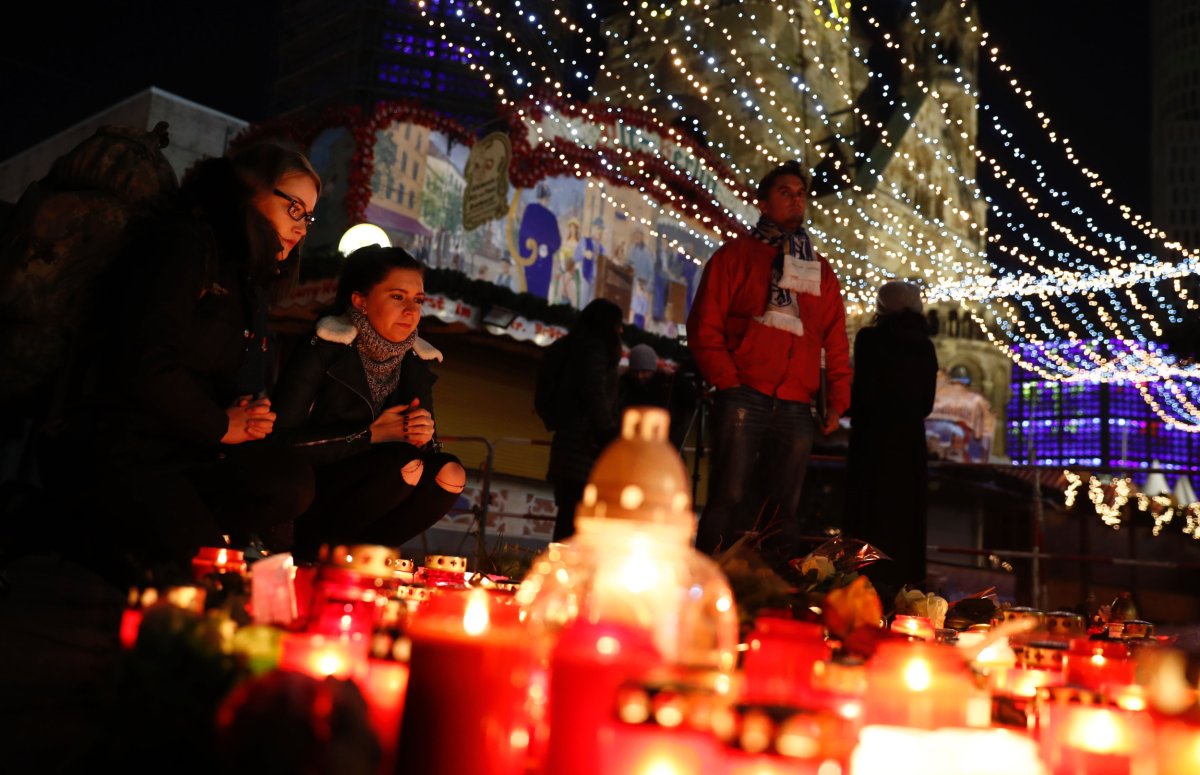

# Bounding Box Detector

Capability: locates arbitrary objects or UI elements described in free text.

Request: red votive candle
[119,608,143,650]
[596,687,723,775]
[863,641,983,729]
[1063,638,1134,691]
[890,615,935,642]
[546,619,661,775]
[191,546,247,582]
[361,658,409,774]
[1045,705,1137,775]
[740,617,830,706]
[396,589,535,775]
[277,631,369,681]
[1152,712,1200,775]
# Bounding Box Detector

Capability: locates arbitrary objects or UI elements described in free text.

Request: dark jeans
[695,385,815,557]
[294,444,462,559]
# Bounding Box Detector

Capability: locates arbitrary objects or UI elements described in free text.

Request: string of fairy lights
[415,0,1200,429]
[1064,468,1200,540]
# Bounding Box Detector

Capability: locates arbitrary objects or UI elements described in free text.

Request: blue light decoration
[1008,340,1200,473]
[375,0,490,117]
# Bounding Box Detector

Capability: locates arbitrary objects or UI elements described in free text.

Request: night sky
[1,1,1151,217]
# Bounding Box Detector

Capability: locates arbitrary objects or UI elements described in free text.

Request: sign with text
[462,132,512,231]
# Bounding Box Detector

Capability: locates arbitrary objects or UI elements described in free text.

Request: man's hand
[822,414,841,436]
[221,395,276,444]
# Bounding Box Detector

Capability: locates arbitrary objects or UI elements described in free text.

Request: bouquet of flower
[715,533,799,632]
[894,587,949,630]
[790,538,888,653]
[787,536,889,597]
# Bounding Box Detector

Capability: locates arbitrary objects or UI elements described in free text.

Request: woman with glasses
[272,246,465,558]
[43,142,320,582]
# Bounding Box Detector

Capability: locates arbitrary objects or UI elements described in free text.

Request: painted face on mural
[252,171,319,261]
[352,268,425,343]
[466,137,509,183]
[759,173,807,230]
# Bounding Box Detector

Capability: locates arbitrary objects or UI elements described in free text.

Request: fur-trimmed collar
[315,315,443,362]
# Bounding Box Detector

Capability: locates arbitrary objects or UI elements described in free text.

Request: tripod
[675,373,713,507]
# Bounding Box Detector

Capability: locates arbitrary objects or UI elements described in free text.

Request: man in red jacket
[686,160,851,558]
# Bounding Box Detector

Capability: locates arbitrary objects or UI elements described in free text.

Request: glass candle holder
[519,408,738,677]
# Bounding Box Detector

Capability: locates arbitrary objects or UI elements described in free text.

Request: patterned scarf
[750,214,817,263]
[750,215,821,338]
[348,308,418,410]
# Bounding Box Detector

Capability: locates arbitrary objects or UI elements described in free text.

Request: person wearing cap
[620,343,672,411]
[843,280,939,600]
[686,159,852,560]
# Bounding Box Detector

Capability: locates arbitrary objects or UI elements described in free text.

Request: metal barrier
[436,435,494,554]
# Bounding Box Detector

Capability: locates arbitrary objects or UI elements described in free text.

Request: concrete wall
[0,87,247,202]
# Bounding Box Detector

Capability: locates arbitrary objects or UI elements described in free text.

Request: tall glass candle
[396,589,534,775]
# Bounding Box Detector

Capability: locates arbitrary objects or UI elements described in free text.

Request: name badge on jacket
[779,254,822,296]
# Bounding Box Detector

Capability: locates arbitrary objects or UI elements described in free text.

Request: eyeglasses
[273,188,316,226]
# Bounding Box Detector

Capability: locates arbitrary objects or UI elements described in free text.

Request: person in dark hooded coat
[843,280,938,600]
[43,142,320,578]
[545,298,623,541]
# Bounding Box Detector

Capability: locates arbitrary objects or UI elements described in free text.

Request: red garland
[503,94,752,237]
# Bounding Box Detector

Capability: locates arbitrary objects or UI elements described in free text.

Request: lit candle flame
[315,651,346,677]
[595,635,620,656]
[1066,708,1132,755]
[216,548,227,566]
[463,590,490,636]
[903,658,933,692]
[637,757,688,775]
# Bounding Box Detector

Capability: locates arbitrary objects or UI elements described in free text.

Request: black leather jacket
[272,316,442,466]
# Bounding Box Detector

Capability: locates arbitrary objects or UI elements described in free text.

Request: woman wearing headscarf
[843,281,939,600]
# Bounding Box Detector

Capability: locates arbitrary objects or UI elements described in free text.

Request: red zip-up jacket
[686,235,852,418]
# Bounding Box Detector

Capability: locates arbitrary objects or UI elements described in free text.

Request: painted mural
[361,121,719,338]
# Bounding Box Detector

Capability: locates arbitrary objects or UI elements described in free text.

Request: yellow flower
[823,576,883,638]
[799,554,835,582]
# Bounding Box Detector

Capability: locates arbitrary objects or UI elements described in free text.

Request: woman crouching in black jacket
[273,246,465,557]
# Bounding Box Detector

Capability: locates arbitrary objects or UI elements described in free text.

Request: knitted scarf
[750,214,818,264]
[750,215,821,337]
[348,308,417,410]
